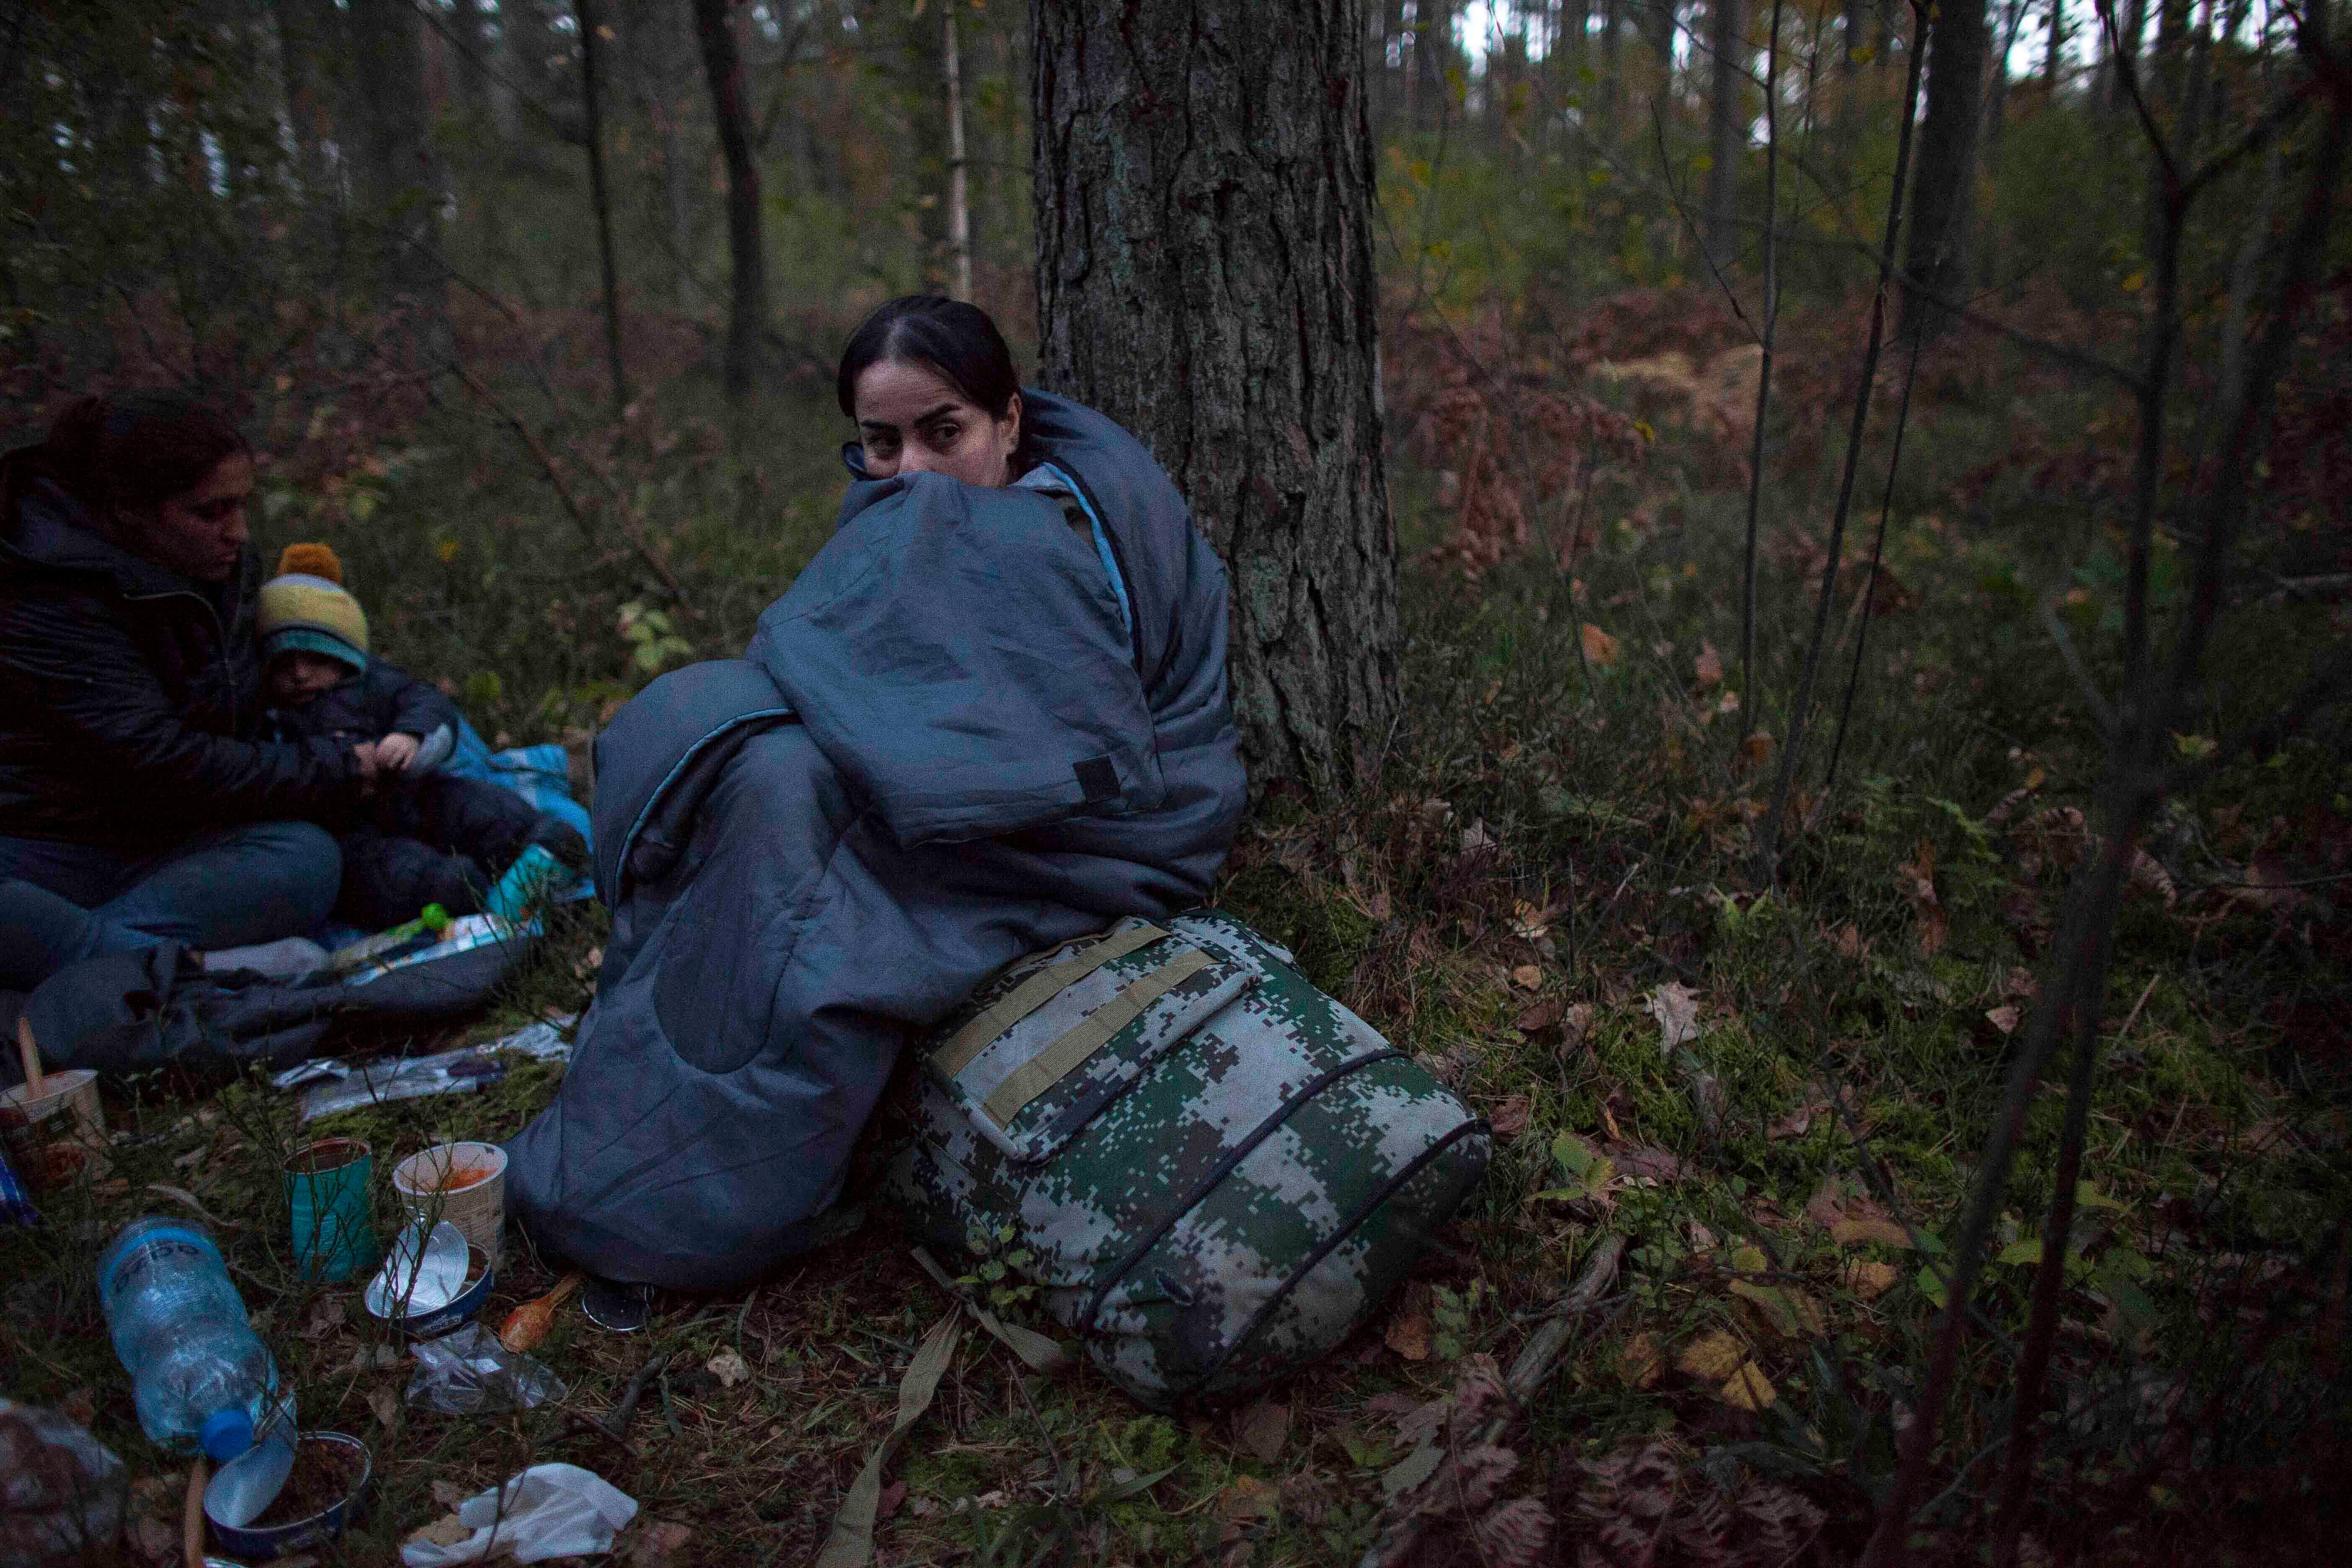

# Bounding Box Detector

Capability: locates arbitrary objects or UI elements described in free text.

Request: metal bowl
[366,1239,496,1340]
[205,1431,372,1560]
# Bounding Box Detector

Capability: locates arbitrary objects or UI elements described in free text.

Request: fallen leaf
[1831,1216,1912,1248]
[58,1386,95,1427]
[1238,1400,1290,1464]
[1217,1473,1282,1521]
[1646,981,1702,1052]
[1765,1104,1821,1140]
[1514,1001,1560,1034]
[410,1515,472,1548]
[1740,731,1774,767]
[1619,1333,1663,1389]
[1830,923,1868,959]
[1844,1260,1900,1301]
[299,1297,346,1341]
[431,1480,471,1510]
[1804,1176,1849,1232]
[368,1385,399,1430]
[126,1514,177,1563]
[1562,1002,1596,1044]
[1694,640,1724,689]
[876,1482,907,1521]
[1896,839,1948,954]
[1487,1096,1532,1140]
[1676,1332,1745,1382]
[624,1520,696,1566]
[2128,848,2177,906]
[1510,963,1544,990]
[706,1348,750,1388]
[1386,1311,1433,1362]
[1509,900,1553,940]
[1985,1005,2022,1036]
[1719,1361,1777,1411]
[1580,622,1622,666]
[1728,1280,1826,1338]
[346,1343,400,1372]
[1608,1143,1688,1184]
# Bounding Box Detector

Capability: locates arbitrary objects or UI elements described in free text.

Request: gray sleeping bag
[502,392,1246,1287]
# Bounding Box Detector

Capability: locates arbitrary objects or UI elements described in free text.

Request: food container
[389,1141,507,1266]
[205,1431,372,1560]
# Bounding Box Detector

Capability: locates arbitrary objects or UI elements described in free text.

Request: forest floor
[5,346,2348,1567]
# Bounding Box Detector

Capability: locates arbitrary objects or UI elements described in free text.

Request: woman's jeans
[0,823,342,990]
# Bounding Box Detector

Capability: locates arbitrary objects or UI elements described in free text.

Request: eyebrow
[860,402,960,432]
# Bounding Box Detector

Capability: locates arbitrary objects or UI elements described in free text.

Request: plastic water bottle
[95,1218,288,1460]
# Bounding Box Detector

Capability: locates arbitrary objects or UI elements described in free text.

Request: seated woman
[505,298,1246,1289]
[0,392,382,992]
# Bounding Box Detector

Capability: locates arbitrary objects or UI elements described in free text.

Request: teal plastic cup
[285,1137,380,1283]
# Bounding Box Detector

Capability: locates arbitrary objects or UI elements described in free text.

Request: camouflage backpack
[884,908,1489,1408]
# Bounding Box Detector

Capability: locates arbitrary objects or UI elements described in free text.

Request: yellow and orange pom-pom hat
[256,542,369,672]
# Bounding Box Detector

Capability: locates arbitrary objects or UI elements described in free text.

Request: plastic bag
[291,1019,574,1121]
[404,1323,567,1416]
[0,1398,127,1568]
[399,1463,636,1566]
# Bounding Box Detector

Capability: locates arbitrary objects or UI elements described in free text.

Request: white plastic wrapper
[399,1464,636,1566]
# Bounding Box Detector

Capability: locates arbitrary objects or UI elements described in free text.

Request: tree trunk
[691,0,766,404]
[576,0,629,417]
[1900,0,1988,342]
[944,2,974,299]
[1033,0,1400,799]
[1601,0,1623,130]
[1704,0,1746,263]
[345,0,447,340]
[2107,0,2149,113]
[2043,0,2069,92]
[1415,0,1455,128]
[1638,0,1677,77]
[270,0,341,213]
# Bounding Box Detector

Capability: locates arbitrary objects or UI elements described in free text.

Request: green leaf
[1996,1239,2044,1266]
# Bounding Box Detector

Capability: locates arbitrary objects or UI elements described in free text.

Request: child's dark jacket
[268,658,458,746]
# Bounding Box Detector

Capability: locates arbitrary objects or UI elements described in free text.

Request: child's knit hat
[257,543,369,672]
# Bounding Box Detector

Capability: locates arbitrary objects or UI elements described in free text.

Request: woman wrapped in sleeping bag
[503,297,1247,1288]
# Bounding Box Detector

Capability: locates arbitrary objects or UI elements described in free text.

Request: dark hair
[836,296,1021,421]
[42,390,249,518]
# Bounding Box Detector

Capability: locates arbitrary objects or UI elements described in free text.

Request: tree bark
[1900,0,1989,342]
[1704,0,1747,263]
[691,0,766,404]
[1032,0,1400,799]
[576,0,629,416]
[945,1,974,299]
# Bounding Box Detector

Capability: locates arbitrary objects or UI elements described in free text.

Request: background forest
[3,2,2348,1565]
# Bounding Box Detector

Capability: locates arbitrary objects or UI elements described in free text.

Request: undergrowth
[4,318,2347,1566]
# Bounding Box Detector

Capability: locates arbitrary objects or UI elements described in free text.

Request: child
[257,544,582,932]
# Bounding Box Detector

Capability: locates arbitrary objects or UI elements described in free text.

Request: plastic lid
[200,1408,255,1461]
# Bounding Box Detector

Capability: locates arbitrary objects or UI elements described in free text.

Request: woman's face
[852,360,1020,487]
[121,452,253,583]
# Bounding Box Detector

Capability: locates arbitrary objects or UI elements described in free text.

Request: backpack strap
[589,660,795,907]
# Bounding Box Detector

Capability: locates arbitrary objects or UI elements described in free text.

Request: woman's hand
[373,732,422,772]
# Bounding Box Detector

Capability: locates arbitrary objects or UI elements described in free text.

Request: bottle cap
[200,1408,255,1461]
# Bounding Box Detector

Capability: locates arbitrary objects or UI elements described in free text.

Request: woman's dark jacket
[0,447,363,850]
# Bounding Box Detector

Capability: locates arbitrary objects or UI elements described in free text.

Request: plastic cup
[390,1142,508,1266]
[284,1137,380,1283]
[1,1068,105,1191]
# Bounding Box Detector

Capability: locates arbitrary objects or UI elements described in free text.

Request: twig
[1750,0,1930,888]
[1357,1235,1627,1568]
[1739,0,1787,749]
[2037,596,2121,737]
[1819,305,1928,799]
[445,361,699,621]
